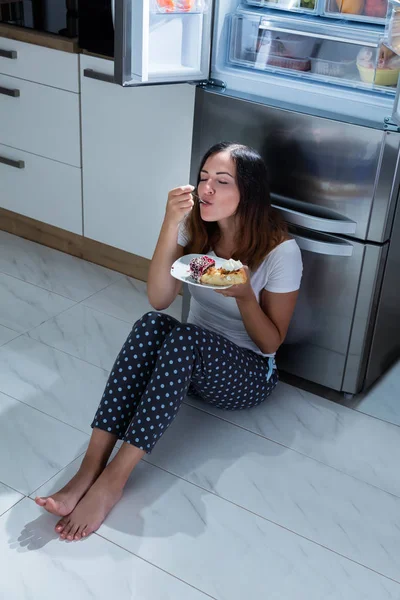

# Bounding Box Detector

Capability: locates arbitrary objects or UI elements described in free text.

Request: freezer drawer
[276,227,388,393]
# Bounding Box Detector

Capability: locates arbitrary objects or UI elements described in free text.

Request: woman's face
[197,151,240,224]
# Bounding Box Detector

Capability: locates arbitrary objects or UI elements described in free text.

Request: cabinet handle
[0,86,20,97]
[0,49,17,59]
[0,156,25,169]
[83,69,115,84]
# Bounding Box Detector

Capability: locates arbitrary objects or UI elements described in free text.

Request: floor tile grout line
[75,294,139,326]
[182,400,400,501]
[0,389,91,445]
[352,406,400,430]
[0,332,25,349]
[0,244,123,305]
[28,451,88,498]
[21,496,216,599]
[140,460,400,587]
[78,298,146,326]
[293,382,400,432]
[93,529,218,600]
[0,480,26,497]
[0,279,126,344]
[0,270,84,302]
[21,333,113,373]
[0,496,26,519]
[1,327,111,373]
[295,385,400,432]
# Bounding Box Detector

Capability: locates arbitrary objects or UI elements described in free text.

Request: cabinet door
[80,55,195,259]
[0,143,82,234]
[114,0,213,85]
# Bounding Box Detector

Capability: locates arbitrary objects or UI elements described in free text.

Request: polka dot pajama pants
[91,311,278,453]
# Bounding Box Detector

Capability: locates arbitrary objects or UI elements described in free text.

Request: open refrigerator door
[114,0,214,86]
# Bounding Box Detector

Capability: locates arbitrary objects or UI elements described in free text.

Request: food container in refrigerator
[322,0,388,25]
[357,44,400,86]
[266,54,311,69]
[310,40,358,78]
[270,34,317,58]
[385,0,400,54]
[151,0,208,13]
[244,0,318,14]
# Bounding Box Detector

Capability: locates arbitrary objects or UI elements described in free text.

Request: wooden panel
[0,207,151,282]
[0,24,78,54]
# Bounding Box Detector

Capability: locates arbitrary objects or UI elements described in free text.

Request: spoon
[191,190,207,204]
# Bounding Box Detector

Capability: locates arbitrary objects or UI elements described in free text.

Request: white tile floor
[1,229,400,600]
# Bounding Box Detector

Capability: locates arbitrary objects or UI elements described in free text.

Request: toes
[62,521,75,540]
[68,523,80,541]
[46,498,57,511]
[35,496,47,507]
[56,517,70,536]
[74,525,85,540]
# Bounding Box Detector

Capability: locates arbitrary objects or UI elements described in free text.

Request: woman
[35,142,303,541]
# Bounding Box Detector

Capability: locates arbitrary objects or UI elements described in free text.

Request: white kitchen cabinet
[0,38,79,92]
[0,143,82,234]
[80,54,195,259]
[0,73,80,167]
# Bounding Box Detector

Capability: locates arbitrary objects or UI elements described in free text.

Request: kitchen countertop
[0,23,79,53]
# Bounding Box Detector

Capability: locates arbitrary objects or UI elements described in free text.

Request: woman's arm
[147,186,194,311]
[237,288,298,355]
[215,268,299,354]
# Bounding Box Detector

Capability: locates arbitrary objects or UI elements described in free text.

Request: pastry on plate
[189,256,247,286]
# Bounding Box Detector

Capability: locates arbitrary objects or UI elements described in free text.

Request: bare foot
[56,471,123,541]
[35,466,101,518]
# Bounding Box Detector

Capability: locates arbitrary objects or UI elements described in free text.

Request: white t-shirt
[178,223,303,357]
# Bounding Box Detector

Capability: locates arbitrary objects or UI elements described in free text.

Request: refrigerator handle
[292,233,354,257]
[83,69,115,84]
[272,203,357,234]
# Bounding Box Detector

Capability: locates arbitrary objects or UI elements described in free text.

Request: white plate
[170,254,233,290]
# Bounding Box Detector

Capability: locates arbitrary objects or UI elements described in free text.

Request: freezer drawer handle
[0,85,20,98]
[292,234,353,257]
[0,49,17,59]
[0,155,25,169]
[272,203,357,235]
[83,69,115,84]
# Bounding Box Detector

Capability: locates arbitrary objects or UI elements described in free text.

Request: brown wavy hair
[185,142,287,270]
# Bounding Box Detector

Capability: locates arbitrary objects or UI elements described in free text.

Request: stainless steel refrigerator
[111,0,400,395]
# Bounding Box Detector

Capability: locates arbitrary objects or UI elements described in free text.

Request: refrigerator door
[276,226,388,393]
[114,0,213,86]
